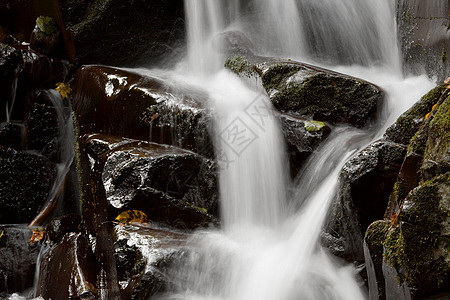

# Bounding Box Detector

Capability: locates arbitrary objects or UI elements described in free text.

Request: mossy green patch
[383,173,449,287]
[442,48,447,63]
[386,85,445,145]
[224,55,257,78]
[36,16,57,35]
[304,120,326,132]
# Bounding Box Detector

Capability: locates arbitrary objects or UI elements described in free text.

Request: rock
[421,92,450,181]
[112,224,186,299]
[81,134,218,230]
[396,0,449,82]
[0,225,41,295]
[225,54,384,127]
[277,113,331,177]
[0,146,57,224]
[0,0,75,61]
[382,173,449,299]
[72,65,213,158]
[30,16,63,57]
[61,0,185,66]
[35,232,99,299]
[0,43,23,122]
[385,85,446,145]
[0,122,25,150]
[325,139,406,262]
[44,213,82,242]
[364,220,390,300]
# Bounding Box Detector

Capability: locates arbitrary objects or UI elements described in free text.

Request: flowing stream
[155,0,434,299]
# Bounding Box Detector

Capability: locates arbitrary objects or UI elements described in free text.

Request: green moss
[406,125,428,156]
[36,16,57,35]
[224,55,257,78]
[386,85,445,144]
[383,173,450,286]
[304,120,326,132]
[442,48,447,63]
[72,113,84,211]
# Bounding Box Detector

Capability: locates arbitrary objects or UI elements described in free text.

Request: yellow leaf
[55,82,71,99]
[30,228,45,244]
[424,112,431,120]
[0,230,4,239]
[115,210,149,224]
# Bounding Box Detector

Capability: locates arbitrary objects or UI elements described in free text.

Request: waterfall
[158,0,435,299]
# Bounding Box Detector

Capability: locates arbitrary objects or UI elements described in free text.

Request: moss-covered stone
[421,92,450,180]
[383,173,450,295]
[385,85,446,145]
[365,220,390,263]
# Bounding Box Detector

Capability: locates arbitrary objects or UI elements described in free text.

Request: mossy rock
[421,92,450,181]
[383,172,450,296]
[385,85,446,145]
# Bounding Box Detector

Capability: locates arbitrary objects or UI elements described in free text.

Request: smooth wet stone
[0,146,57,224]
[112,223,186,299]
[0,225,41,295]
[72,65,214,158]
[81,134,218,230]
[30,16,63,57]
[35,232,99,299]
[225,54,384,127]
[325,139,406,263]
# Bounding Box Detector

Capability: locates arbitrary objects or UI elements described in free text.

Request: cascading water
[155,0,435,299]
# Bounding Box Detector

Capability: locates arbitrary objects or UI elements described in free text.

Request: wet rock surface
[325,139,406,262]
[225,54,384,128]
[35,232,99,299]
[72,65,214,158]
[112,224,186,299]
[278,113,331,177]
[396,0,449,81]
[81,133,218,230]
[0,225,41,296]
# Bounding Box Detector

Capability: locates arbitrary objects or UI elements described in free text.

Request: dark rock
[0,224,41,295]
[35,232,99,299]
[0,0,75,61]
[382,173,450,299]
[72,65,213,158]
[0,43,23,122]
[385,85,445,145]
[30,16,63,57]
[44,213,82,243]
[81,134,218,230]
[0,122,26,150]
[62,0,185,67]
[396,0,449,82]
[225,54,384,127]
[0,146,57,224]
[325,139,406,262]
[112,224,186,299]
[364,220,390,300]
[277,113,331,177]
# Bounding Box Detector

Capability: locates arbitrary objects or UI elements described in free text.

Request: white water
[156,0,435,299]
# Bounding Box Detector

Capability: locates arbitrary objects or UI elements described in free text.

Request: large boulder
[80,134,218,230]
[60,0,185,66]
[396,0,449,81]
[0,146,56,224]
[72,65,213,158]
[325,139,406,262]
[225,54,384,128]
